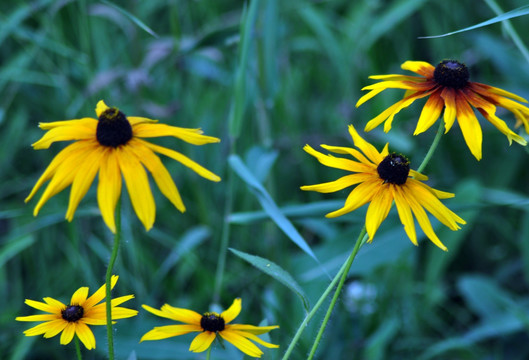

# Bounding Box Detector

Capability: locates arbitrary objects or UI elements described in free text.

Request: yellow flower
[301,124,466,251]
[141,298,279,358]
[26,100,221,232]
[15,275,137,350]
[356,60,528,160]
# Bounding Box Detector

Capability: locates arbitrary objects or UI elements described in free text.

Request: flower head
[356,60,529,160]
[301,124,466,251]
[15,275,137,350]
[141,298,279,358]
[26,100,221,232]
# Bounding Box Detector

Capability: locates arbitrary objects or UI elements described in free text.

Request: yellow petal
[32,120,97,149]
[440,87,457,133]
[221,298,242,324]
[95,100,109,117]
[15,314,58,322]
[393,185,418,245]
[82,275,118,309]
[141,140,221,182]
[127,139,185,213]
[70,287,89,305]
[189,331,216,353]
[132,123,221,145]
[219,330,264,357]
[23,299,62,314]
[303,145,370,173]
[356,88,386,108]
[365,185,393,240]
[400,61,435,77]
[229,329,279,348]
[142,304,202,324]
[455,94,482,160]
[44,297,68,310]
[116,146,156,231]
[126,116,158,126]
[471,82,528,103]
[23,319,65,337]
[97,149,122,233]
[347,124,385,164]
[301,173,373,193]
[326,178,380,218]
[140,325,201,342]
[43,319,69,338]
[414,90,444,135]
[59,322,76,345]
[320,144,374,167]
[75,322,96,350]
[227,324,279,335]
[39,118,97,130]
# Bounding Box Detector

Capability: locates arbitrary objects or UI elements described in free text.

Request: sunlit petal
[189,332,216,353]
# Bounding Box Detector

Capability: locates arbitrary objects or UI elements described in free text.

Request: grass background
[2,0,529,359]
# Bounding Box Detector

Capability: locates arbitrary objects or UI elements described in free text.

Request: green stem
[205,346,212,360]
[306,229,367,360]
[281,229,367,360]
[417,120,445,173]
[74,335,83,360]
[106,199,121,360]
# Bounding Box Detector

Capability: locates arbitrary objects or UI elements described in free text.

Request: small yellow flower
[301,124,466,251]
[141,298,279,358]
[26,100,221,232]
[356,60,528,160]
[15,275,137,350]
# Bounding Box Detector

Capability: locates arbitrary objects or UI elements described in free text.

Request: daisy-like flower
[15,275,137,350]
[356,60,529,160]
[25,100,221,232]
[140,298,279,358]
[300,124,466,251]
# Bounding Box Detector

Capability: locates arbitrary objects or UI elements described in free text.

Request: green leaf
[101,0,159,38]
[229,248,310,312]
[419,4,529,38]
[229,154,319,263]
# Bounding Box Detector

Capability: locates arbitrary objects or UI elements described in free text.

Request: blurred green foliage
[2,0,529,359]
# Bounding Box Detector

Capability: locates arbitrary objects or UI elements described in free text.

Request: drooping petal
[455,94,483,160]
[414,90,444,135]
[142,140,221,182]
[59,322,76,345]
[325,178,380,218]
[227,324,280,335]
[393,185,418,245]
[365,185,394,240]
[126,139,185,213]
[132,123,221,145]
[65,146,106,221]
[219,330,264,358]
[97,149,122,233]
[470,82,528,103]
[229,329,279,348]
[440,87,457,133]
[221,298,242,324]
[300,173,373,193]
[478,110,527,146]
[32,120,97,149]
[189,331,216,353]
[140,325,201,342]
[75,322,96,350]
[116,145,156,231]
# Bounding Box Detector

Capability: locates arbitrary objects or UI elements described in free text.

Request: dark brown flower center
[96,107,133,147]
[433,60,469,89]
[200,313,225,332]
[61,305,84,322]
[377,153,410,185]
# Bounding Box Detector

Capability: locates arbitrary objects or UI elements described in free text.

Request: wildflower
[141,298,279,358]
[301,124,465,251]
[356,60,528,160]
[25,100,221,232]
[15,275,137,350]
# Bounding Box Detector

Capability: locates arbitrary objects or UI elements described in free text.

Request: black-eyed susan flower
[25,100,221,232]
[300,124,466,251]
[141,298,279,358]
[356,60,529,160]
[15,275,137,350]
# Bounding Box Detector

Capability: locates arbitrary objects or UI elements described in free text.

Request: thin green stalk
[74,336,83,360]
[307,229,367,360]
[106,199,122,360]
[281,229,367,360]
[205,346,212,360]
[417,120,445,173]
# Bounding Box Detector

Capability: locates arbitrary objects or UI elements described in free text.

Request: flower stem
[417,119,445,173]
[281,228,367,360]
[205,346,212,360]
[74,335,83,360]
[106,198,121,360]
[306,228,367,360]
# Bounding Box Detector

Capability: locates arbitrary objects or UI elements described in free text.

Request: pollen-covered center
[433,60,469,89]
[377,153,410,185]
[200,312,225,332]
[96,107,133,147]
[61,305,84,322]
